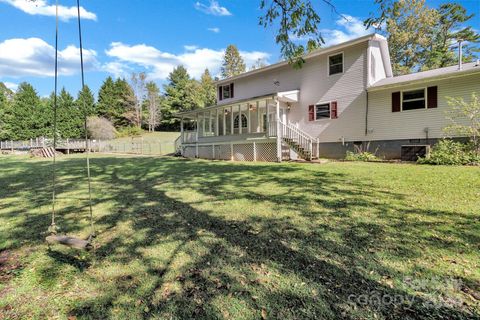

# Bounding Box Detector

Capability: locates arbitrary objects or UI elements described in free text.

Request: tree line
[261,0,479,75]
[0,44,248,141]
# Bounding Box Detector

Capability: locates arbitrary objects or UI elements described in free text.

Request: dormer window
[218,83,234,101]
[328,53,343,75]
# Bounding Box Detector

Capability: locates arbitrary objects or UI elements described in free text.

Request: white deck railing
[276,121,319,159]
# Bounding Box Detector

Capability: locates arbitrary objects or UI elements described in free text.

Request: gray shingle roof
[369,61,480,90]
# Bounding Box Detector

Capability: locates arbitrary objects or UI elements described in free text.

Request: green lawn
[0,155,479,319]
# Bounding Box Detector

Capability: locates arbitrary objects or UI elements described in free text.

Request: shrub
[345,151,380,162]
[418,139,480,165]
[116,126,144,138]
[345,141,380,162]
[86,117,117,140]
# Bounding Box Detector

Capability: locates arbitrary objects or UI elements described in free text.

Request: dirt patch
[0,250,22,287]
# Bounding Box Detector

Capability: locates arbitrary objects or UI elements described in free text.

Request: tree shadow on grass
[0,156,479,319]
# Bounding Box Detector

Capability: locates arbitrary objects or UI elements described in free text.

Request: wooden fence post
[11,140,13,152]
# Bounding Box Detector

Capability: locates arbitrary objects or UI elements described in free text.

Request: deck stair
[279,121,319,161]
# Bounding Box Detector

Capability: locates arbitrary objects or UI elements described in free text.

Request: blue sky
[0,0,479,97]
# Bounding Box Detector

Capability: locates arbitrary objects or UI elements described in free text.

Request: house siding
[219,42,372,143]
[367,73,480,141]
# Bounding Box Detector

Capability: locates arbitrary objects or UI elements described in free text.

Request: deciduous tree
[145,81,160,132]
[444,93,480,152]
[130,72,147,128]
[259,0,339,67]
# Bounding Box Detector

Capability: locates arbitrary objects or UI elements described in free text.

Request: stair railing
[277,121,319,159]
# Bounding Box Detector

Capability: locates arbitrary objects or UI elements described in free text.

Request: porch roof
[175,90,300,119]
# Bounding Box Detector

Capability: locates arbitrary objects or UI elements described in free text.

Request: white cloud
[194,0,231,16]
[105,42,270,80]
[3,81,18,91]
[0,0,97,21]
[103,61,131,79]
[184,45,199,51]
[321,15,373,46]
[208,27,220,33]
[0,37,98,78]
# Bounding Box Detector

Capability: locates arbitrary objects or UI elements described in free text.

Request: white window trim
[328,52,344,76]
[233,114,248,129]
[400,87,428,112]
[314,102,331,121]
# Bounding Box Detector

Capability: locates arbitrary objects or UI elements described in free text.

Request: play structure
[46,0,95,251]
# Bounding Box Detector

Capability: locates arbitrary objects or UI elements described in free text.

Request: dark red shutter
[218,86,223,101]
[427,86,437,108]
[392,91,401,112]
[230,83,234,98]
[330,101,338,119]
[308,105,315,121]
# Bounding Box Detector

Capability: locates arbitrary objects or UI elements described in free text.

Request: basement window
[329,53,343,75]
[315,103,330,120]
[402,88,426,111]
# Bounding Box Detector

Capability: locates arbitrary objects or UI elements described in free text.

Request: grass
[0,155,479,319]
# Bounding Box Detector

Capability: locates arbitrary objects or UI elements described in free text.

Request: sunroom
[175,91,302,162]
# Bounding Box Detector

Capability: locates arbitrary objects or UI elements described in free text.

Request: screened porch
[177,91,298,144]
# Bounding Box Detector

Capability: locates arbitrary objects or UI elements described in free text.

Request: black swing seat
[46,235,92,250]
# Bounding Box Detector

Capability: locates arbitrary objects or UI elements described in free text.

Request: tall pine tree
[199,69,216,107]
[55,88,84,139]
[422,3,480,70]
[97,77,118,123]
[76,85,96,118]
[9,82,43,140]
[0,91,9,140]
[115,78,136,127]
[366,0,479,74]
[97,77,135,128]
[221,45,246,78]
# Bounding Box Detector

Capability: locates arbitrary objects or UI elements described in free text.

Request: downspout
[365,90,369,136]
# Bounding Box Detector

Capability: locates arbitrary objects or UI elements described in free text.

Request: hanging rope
[48,0,95,243]
[76,0,95,240]
[48,0,59,235]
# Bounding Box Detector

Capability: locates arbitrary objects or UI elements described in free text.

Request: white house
[175,33,480,162]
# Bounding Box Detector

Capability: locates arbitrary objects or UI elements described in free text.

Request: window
[222,85,231,99]
[234,114,248,129]
[219,83,234,100]
[329,53,343,75]
[402,88,425,111]
[315,103,330,120]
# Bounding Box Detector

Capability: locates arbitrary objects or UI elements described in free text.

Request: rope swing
[46,0,95,251]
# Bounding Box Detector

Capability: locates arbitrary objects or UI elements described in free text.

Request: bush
[418,139,480,165]
[345,151,380,162]
[116,126,144,138]
[86,117,117,140]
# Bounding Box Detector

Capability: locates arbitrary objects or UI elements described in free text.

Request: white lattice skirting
[181,141,279,162]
